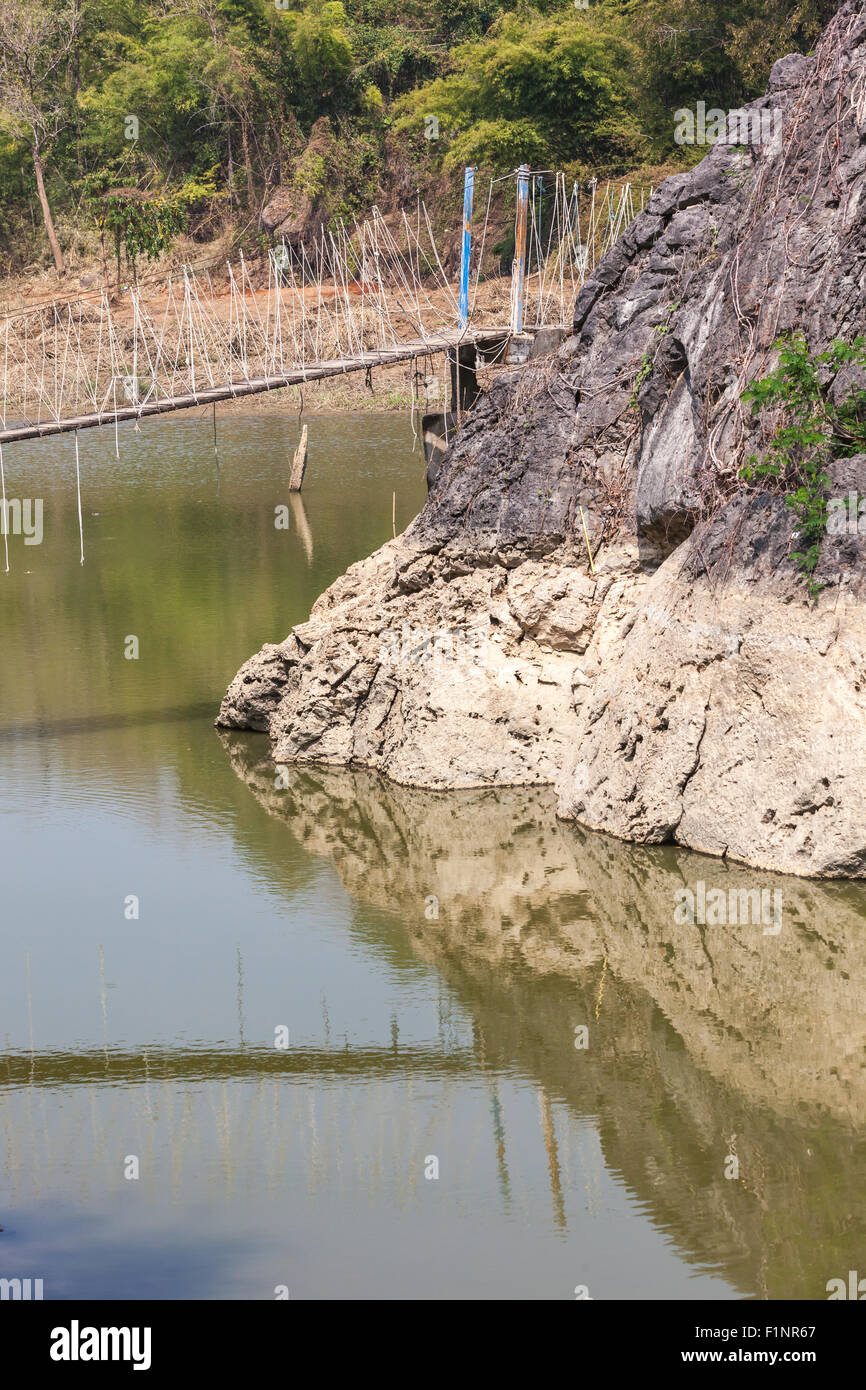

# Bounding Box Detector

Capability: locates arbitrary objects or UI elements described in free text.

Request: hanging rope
[409,363,420,453]
[0,441,8,574]
[0,174,641,446]
[74,430,85,565]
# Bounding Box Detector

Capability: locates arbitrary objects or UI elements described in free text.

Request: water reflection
[288,493,314,566]
[2,411,864,1300]
[217,732,866,1299]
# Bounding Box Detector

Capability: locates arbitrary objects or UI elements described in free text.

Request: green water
[0,411,864,1300]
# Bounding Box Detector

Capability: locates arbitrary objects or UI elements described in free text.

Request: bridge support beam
[448,343,479,416]
[421,410,455,490]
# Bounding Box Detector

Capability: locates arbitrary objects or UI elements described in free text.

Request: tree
[0,0,81,274]
[283,1,353,101]
[612,0,838,149]
[398,9,645,174]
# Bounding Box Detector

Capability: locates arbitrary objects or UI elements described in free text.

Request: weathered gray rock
[260,185,313,239]
[218,3,866,877]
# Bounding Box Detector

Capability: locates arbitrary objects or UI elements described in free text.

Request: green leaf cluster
[397,9,646,174]
[740,334,866,595]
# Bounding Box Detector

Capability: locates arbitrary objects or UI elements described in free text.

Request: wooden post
[289,423,308,492]
[458,166,475,332]
[510,164,530,335]
[579,506,596,574]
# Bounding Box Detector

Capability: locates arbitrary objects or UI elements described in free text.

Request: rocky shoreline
[218,4,866,879]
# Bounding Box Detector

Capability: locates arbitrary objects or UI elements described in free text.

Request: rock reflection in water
[221,729,866,1300]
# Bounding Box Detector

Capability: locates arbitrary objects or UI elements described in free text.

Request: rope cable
[74,430,84,565]
[0,442,8,573]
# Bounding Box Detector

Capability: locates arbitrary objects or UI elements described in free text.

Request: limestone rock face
[219,537,645,788]
[260,185,314,240]
[218,4,866,877]
[560,461,866,878]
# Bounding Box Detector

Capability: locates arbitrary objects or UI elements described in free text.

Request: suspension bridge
[0,168,644,450]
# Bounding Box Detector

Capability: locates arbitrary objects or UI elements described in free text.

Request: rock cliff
[219,3,866,878]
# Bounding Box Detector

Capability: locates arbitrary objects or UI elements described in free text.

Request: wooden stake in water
[290,423,308,492]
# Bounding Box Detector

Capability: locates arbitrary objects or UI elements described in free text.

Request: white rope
[0,176,640,436]
[0,441,9,573]
[74,430,84,565]
[409,361,418,453]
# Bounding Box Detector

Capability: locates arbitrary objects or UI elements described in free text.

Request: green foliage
[351,21,440,100]
[630,349,653,409]
[113,197,183,267]
[82,164,217,278]
[398,10,646,174]
[0,0,840,273]
[281,1,354,101]
[432,0,501,43]
[97,190,184,277]
[613,0,837,151]
[740,333,866,595]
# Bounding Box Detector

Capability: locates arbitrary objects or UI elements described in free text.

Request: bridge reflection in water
[2,738,865,1300]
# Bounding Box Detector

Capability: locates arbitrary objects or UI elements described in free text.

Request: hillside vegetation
[0,0,837,284]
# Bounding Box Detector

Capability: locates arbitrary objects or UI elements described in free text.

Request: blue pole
[511,164,530,335]
[458,166,476,331]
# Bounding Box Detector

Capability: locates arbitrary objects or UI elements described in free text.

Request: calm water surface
[1,412,865,1299]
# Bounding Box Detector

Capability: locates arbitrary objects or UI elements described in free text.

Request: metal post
[511,164,530,335]
[458,166,476,332]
